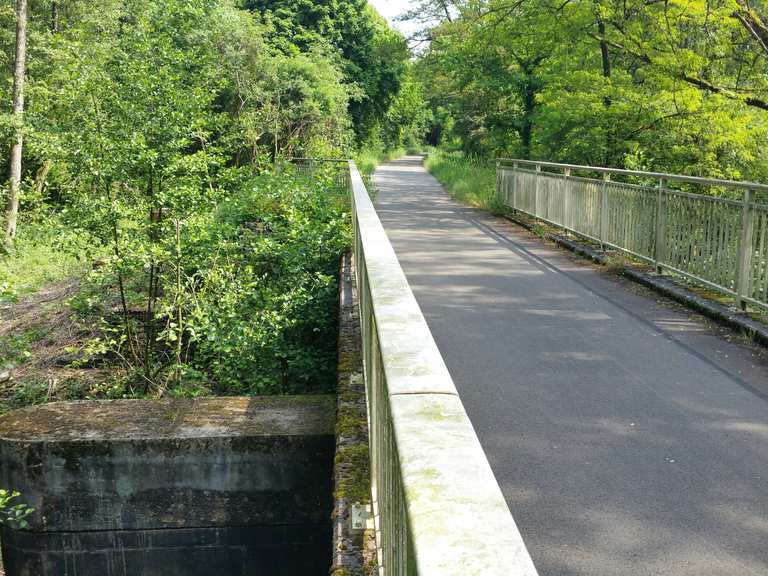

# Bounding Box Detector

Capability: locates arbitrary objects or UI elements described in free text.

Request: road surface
[374,156,768,576]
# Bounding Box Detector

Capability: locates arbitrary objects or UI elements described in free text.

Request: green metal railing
[497,159,768,309]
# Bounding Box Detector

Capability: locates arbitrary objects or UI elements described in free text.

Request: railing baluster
[600,173,611,250]
[655,178,667,274]
[737,188,756,310]
[496,161,507,204]
[563,167,571,229]
[512,160,518,209]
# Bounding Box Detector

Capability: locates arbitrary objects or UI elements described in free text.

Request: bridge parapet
[349,160,537,576]
[297,159,539,576]
[497,158,768,310]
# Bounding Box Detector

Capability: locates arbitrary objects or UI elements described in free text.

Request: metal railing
[298,158,538,575]
[497,159,768,309]
[291,157,352,190]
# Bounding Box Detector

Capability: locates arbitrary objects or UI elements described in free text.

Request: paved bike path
[374,156,768,576]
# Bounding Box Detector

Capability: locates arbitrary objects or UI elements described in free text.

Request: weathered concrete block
[0,396,335,575]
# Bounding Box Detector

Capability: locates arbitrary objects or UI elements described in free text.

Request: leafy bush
[73,165,350,397]
[0,489,33,529]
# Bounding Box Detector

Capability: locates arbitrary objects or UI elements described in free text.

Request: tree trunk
[597,15,613,165]
[51,1,60,33]
[597,19,611,99]
[520,76,536,160]
[35,160,53,198]
[4,0,28,246]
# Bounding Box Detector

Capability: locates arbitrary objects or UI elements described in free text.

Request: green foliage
[416,0,768,180]
[383,66,433,149]
[0,328,43,371]
[244,0,412,146]
[0,0,376,401]
[167,168,350,395]
[0,216,91,302]
[62,165,351,397]
[0,489,33,529]
[426,149,501,212]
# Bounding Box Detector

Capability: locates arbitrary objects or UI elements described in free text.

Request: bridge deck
[373,156,768,576]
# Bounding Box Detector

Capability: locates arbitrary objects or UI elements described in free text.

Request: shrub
[0,489,33,529]
[75,165,351,397]
[425,149,500,212]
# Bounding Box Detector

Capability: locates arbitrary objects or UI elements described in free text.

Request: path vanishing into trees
[373,156,768,576]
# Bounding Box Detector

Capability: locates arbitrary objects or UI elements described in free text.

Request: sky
[369,0,420,37]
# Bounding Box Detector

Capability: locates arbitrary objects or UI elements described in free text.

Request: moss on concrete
[336,404,366,439]
[337,350,362,374]
[334,444,370,503]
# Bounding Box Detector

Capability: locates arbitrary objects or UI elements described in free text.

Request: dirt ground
[0,280,111,415]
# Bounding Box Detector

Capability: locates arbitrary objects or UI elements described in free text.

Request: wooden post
[736,188,755,311]
[655,178,667,274]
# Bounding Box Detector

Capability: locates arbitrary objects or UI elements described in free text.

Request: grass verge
[425,148,503,212]
[0,222,89,303]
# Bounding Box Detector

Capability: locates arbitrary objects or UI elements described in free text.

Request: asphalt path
[373,156,768,576]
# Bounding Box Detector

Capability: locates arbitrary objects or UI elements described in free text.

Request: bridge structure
[305,157,768,576]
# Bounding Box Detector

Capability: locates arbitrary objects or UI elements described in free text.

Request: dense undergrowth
[0,0,434,414]
[0,165,349,411]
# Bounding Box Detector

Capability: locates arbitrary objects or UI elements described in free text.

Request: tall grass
[0,221,89,302]
[425,148,504,213]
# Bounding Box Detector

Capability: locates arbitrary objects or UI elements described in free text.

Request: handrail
[497,158,768,193]
[289,157,350,163]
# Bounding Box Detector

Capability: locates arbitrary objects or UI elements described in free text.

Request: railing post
[563,167,571,229]
[600,173,610,250]
[495,161,502,205]
[737,188,755,310]
[654,178,667,274]
[534,163,542,217]
[511,161,518,209]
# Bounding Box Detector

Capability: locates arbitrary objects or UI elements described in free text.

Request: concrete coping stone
[0,396,336,443]
[350,162,458,398]
[390,394,539,575]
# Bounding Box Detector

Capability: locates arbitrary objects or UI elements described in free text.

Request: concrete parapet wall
[0,396,335,575]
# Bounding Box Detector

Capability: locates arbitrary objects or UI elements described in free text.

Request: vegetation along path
[374,156,768,576]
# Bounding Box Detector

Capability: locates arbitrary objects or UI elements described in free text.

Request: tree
[243,0,409,146]
[416,0,768,180]
[4,0,27,246]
